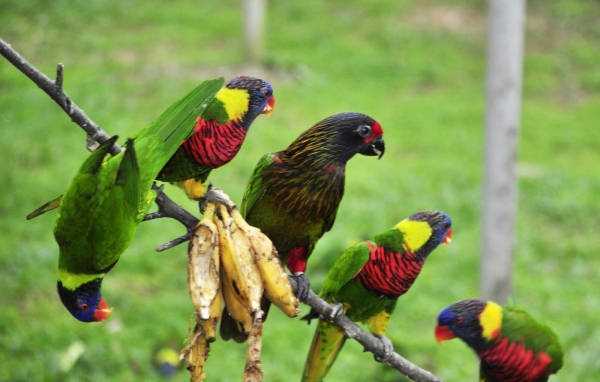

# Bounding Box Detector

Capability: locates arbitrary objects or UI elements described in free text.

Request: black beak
[360,136,385,159]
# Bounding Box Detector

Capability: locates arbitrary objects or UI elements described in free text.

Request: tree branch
[2,38,443,382]
[0,38,120,155]
[289,278,443,382]
[0,37,199,247]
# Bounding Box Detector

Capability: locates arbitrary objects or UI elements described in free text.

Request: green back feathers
[500,306,564,374]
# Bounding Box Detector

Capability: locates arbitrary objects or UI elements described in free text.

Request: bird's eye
[357,125,372,138]
[443,223,451,230]
[262,87,272,98]
[80,303,89,311]
[454,316,464,324]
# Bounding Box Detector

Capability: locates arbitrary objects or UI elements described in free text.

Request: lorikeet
[48,78,223,322]
[301,211,453,382]
[435,299,563,382]
[219,112,385,342]
[157,76,275,199]
[26,76,275,216]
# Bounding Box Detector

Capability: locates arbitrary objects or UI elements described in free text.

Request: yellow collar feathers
[395,219,433,252]
[215,87,250,121]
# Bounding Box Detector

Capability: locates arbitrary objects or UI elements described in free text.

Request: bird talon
[290,273,310,302]
[199,184,234,214]
[372,335,394,363]
[326,302,344,322]
[300,309,319,325]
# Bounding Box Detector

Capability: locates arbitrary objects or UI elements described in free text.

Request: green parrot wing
[26,78,224,220]
[320,240,373,301]
[124,77,224,191]
[133,78,224,144]
[240,152,277,218]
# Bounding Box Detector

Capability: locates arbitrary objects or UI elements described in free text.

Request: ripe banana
[230,208,299,318]
[221,267,253,335]
[187,203,220,320]
[230,219,264,313]
[214,205,263,313]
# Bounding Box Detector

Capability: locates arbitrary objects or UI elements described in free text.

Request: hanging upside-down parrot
[219,112,386,342]
[435,299,563,382]
[301,210,453,382]
[157,75,275,199]
[29,78,223,322]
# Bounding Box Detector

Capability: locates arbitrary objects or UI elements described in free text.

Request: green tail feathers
[26,194,63,220]
[302,321,347,382]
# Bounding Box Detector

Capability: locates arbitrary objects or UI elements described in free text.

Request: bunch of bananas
[181,187,299,381]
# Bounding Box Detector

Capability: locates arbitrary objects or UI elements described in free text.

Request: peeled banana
[188,203,220,320]
[182,186,302,382]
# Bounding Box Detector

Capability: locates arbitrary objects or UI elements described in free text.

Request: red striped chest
[356,244,425,298]
[479,337,553,382]
[182,117,247,169]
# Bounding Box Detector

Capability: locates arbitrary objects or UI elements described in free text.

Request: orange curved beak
[93,298,114,322]
[435,325,456,345]
[262,96,275,115]
[442,228,453,245]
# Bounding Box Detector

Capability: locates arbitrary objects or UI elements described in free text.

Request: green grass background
[1,0,599,380]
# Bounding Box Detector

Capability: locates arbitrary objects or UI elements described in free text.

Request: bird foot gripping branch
[181,186,300,381]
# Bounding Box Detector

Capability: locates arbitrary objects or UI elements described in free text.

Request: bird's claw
[371,335,394,363]
[290,273,310,302]
[300,309,319,325]
[199,184,232,214]
[325,302,344,322]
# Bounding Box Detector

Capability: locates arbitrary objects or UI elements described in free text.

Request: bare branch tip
[55,63,64,89]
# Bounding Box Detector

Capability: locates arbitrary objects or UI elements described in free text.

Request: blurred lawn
[1,0,599,380]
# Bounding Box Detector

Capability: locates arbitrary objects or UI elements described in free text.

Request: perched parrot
[435,299,563,382]
[28,76,275,214]
[157,75,275,199]
[36,78,223,322]
[301,210,453,382]
[219,112,385,342]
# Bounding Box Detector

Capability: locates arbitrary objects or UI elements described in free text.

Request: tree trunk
[480,0,526,304]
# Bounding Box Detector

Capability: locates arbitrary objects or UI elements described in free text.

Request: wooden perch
[0,37,443,382]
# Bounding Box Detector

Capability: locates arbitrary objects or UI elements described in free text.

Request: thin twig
[0,38,120,155]
[0,37,198,243]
